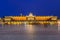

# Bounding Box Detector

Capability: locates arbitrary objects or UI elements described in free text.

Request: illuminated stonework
[0,12,58,24]
[28,12,34,16]
[8,13,57,21]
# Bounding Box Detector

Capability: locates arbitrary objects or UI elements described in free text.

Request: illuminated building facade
[1,12,57,24]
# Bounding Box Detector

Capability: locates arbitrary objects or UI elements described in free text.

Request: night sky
[0,0,60,18]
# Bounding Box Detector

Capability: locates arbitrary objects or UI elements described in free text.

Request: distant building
[0,12,58,24]
[4,13,57,21]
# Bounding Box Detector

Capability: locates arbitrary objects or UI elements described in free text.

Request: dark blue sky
[0,0,60,18]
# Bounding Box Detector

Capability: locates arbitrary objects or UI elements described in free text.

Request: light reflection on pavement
[0,24,60,40]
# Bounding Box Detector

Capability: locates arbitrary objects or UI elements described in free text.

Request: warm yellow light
[25,25,34,33]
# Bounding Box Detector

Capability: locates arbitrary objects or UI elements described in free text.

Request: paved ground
[0,24,60,40]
